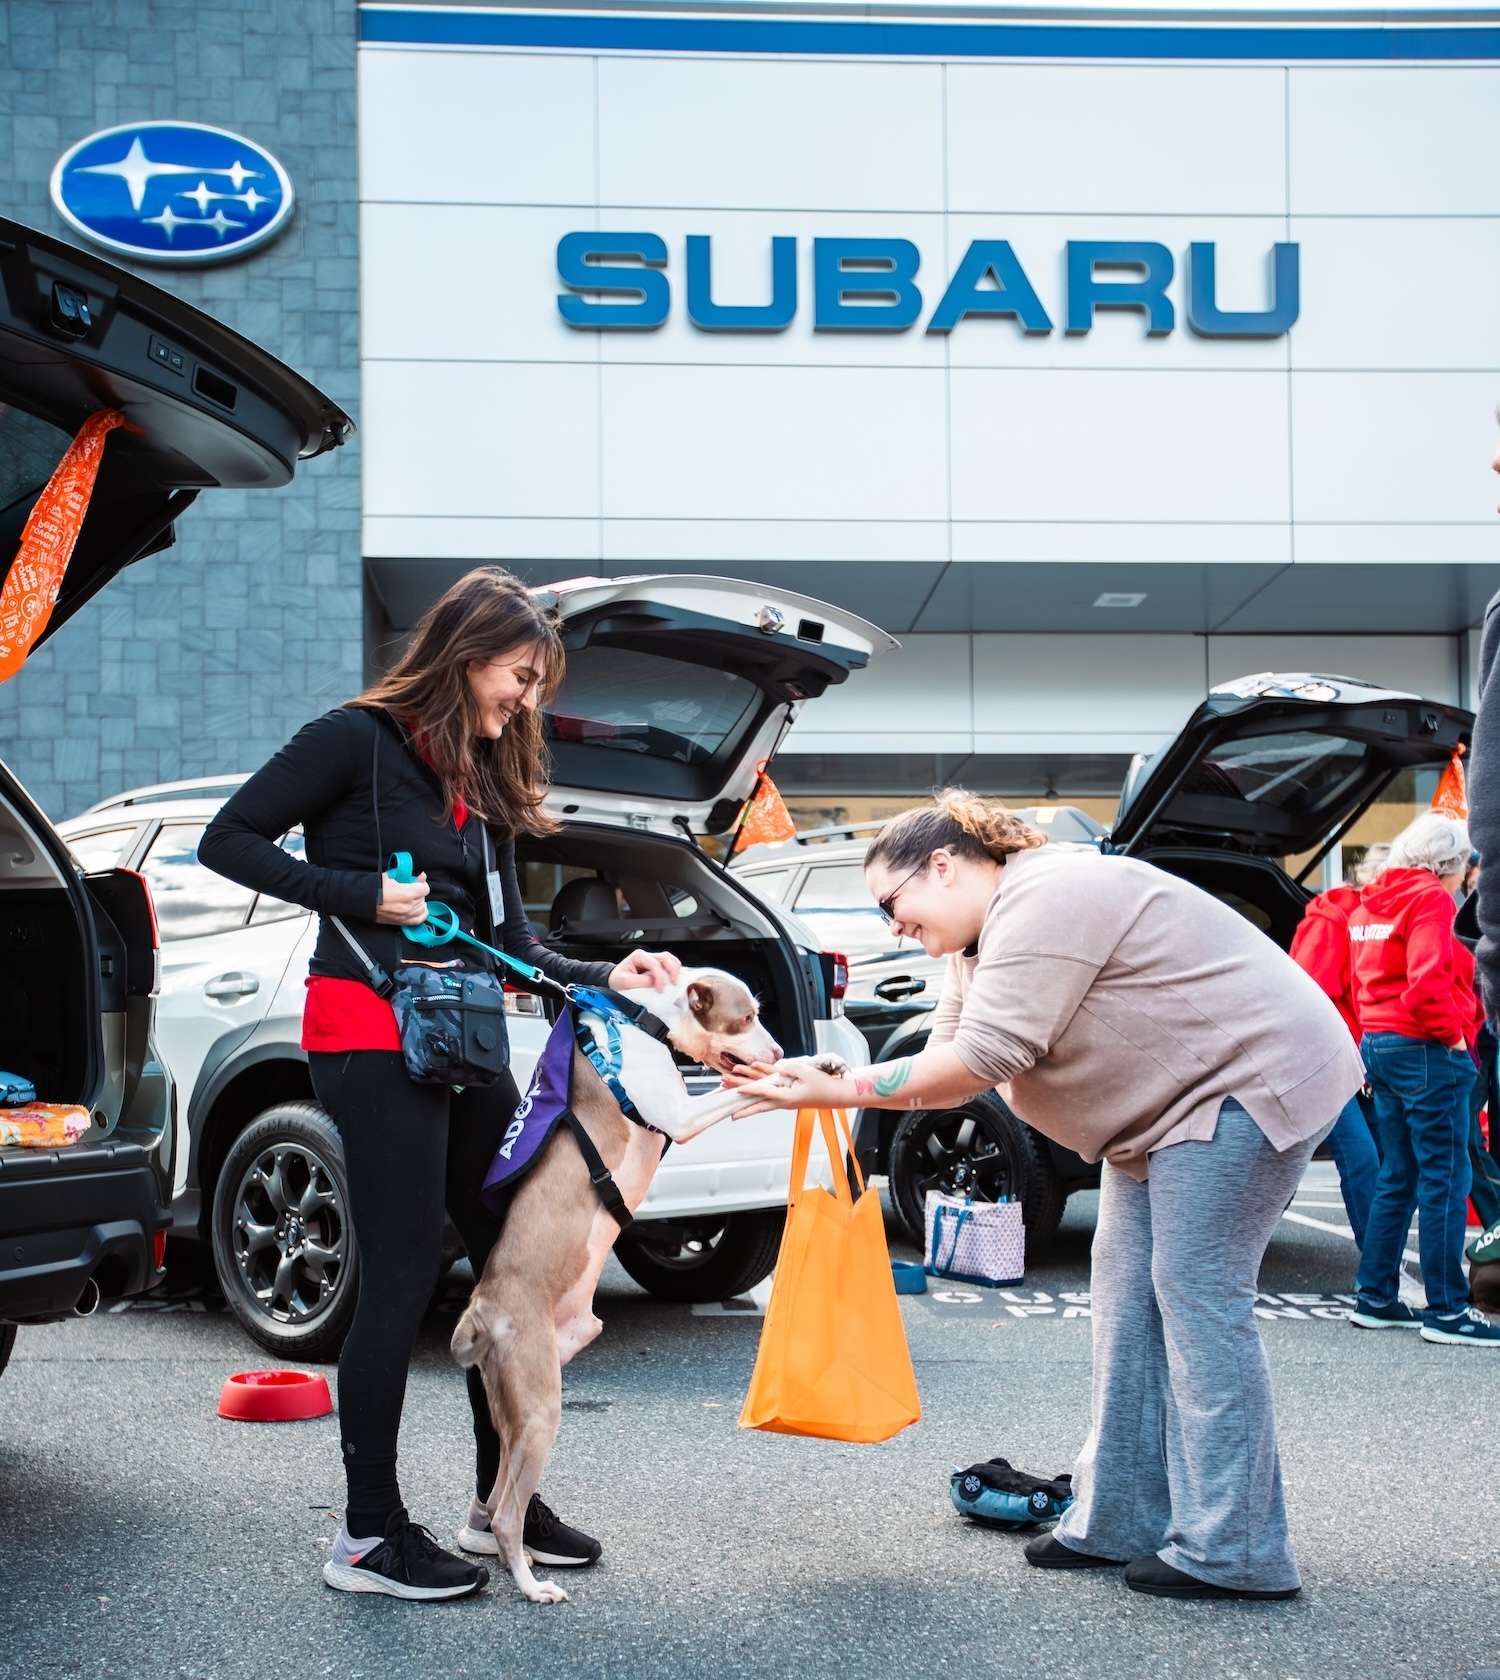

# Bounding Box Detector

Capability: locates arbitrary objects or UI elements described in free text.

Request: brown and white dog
[451,966,786,1603]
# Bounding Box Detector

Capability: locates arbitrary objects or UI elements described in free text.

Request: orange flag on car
[1431,743,1468,820]
[733,763,797,852]
[0,408,127,682]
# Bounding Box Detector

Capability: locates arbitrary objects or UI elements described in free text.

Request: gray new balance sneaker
[324,1509,488,1600]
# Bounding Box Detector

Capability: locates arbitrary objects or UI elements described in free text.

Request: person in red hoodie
[1289,884,1380,1244]
[1347,812,1497,1345]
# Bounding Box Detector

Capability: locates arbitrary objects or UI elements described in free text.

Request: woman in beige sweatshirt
[738,790,1362,1601]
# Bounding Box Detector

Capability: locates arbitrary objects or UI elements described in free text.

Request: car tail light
[119,867,160,950]
[153,1228,167,1271]
[825,952,848,1001]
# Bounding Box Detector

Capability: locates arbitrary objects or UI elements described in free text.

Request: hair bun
[868,787,1048,875]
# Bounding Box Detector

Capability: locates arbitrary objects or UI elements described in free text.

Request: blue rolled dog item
[949,1458,1074,1529]
[0,1070,36,1105]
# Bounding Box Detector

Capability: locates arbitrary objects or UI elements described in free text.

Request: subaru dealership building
[3,0,1499,834]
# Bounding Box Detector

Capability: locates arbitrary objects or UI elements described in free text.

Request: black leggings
[309,1050,518,1536]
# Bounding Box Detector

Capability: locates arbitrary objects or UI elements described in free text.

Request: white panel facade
[361,360,600,522]
[1207,636,1460,703]
[945,64,1287,216]
[359,29,1500,763]
[949,369,1290,526]
[1288,68,1500,216]
[358,49,596,204]
[596,57,946,211]
[1291,373,1500,525]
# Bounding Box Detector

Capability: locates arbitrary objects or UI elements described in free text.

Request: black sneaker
[324,1508,489,1600]
[524,1493,602,1568]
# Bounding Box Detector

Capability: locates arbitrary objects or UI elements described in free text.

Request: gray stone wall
[0,0,361,819]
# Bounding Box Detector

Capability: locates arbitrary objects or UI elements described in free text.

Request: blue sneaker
[1421,1307,1500,1347]
[1349,1298,1422,1330]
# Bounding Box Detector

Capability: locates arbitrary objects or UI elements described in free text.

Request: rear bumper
[0,1141,168,1321]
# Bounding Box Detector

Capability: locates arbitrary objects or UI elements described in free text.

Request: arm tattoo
[853,1058,914,1101]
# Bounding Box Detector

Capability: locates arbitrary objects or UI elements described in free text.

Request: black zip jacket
[198,705,613,994]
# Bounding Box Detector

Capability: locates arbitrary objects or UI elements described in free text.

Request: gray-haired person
[1346,812,1496,1345]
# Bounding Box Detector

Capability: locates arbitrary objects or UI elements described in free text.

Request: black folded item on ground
[949,1457,1075,1528]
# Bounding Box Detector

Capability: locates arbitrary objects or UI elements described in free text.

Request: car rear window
[740,867,793,903]
[794,864,873,909]
[547,647,762,767]
[66,825,141,873]
[0,404,71,512]
[1179,731,1370,815]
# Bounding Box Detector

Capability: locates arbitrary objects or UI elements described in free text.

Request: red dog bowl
[218,1369,333,1422]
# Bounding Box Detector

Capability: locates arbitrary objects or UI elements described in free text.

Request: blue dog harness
[568,986,673,1139]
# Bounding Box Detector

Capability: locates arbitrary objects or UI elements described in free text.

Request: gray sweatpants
[1053,1097,1328,1593]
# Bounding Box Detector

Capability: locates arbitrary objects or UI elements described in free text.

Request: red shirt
[1289,884,1362,1042]
[301,736,468,1054]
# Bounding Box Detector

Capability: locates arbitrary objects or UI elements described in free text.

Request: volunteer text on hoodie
[1348,867,1483,1048]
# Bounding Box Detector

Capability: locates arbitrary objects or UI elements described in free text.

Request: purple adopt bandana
[480,1010,575,1214]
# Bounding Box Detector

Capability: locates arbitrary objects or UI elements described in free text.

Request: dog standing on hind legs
[451,965,846,1603]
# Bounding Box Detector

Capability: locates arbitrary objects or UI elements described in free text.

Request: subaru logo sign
[50,121,293,266]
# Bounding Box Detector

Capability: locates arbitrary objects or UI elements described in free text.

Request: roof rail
[79,772,251,816]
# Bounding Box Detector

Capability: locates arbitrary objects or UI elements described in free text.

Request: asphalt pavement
[2,1168,1497,1680]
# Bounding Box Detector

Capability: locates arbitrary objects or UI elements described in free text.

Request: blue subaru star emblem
[50,121,294,266]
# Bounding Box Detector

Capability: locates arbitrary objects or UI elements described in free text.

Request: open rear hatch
[1110,672,1472,871]
[540,574,896,836]
[0,215,351,642]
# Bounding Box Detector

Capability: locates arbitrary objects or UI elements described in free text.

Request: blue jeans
[1355,1032,1475,1320]
[1325,1093,1380,1247]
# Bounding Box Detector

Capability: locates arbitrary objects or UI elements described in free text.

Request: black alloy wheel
[889,1091,1066,1256]
[211,1102,359,1360]
[614,1208,785,1303]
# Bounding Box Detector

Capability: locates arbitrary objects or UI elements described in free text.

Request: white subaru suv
[57,575,886,1356]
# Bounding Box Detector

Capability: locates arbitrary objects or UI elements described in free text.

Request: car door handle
[204,972,260,1000]
[874,975,926,1003]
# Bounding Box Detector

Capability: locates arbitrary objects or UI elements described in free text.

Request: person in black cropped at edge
[199,567,681,1602]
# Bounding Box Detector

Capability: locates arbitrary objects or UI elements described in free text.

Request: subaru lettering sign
[50,121,294,266]
[557,234,1300,339]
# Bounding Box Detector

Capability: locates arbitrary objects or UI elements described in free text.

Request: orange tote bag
[740,1107,921,1444]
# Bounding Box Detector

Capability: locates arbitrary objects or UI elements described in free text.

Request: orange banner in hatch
[0,408,127,682]
[1431,743,1468,821]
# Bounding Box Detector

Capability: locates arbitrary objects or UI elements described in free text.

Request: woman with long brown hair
[200,567,679,1601]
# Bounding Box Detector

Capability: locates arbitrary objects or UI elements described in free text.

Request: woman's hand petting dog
[607,949,683,991]
[725,1054,853,1115]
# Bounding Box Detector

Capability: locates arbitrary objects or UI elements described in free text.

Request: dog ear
[686,980,715,1018]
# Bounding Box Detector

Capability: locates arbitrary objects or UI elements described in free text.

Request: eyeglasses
[877,858,930,928]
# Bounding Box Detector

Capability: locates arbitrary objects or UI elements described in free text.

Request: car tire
[613,1209,785,1304]
[889,1092,1067,1257]
[0,1322,15,1379]
[210,1102,359,1361]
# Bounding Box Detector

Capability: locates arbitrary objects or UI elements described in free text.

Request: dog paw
[523,1579,570,1604]
[808,1053,850,1078]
